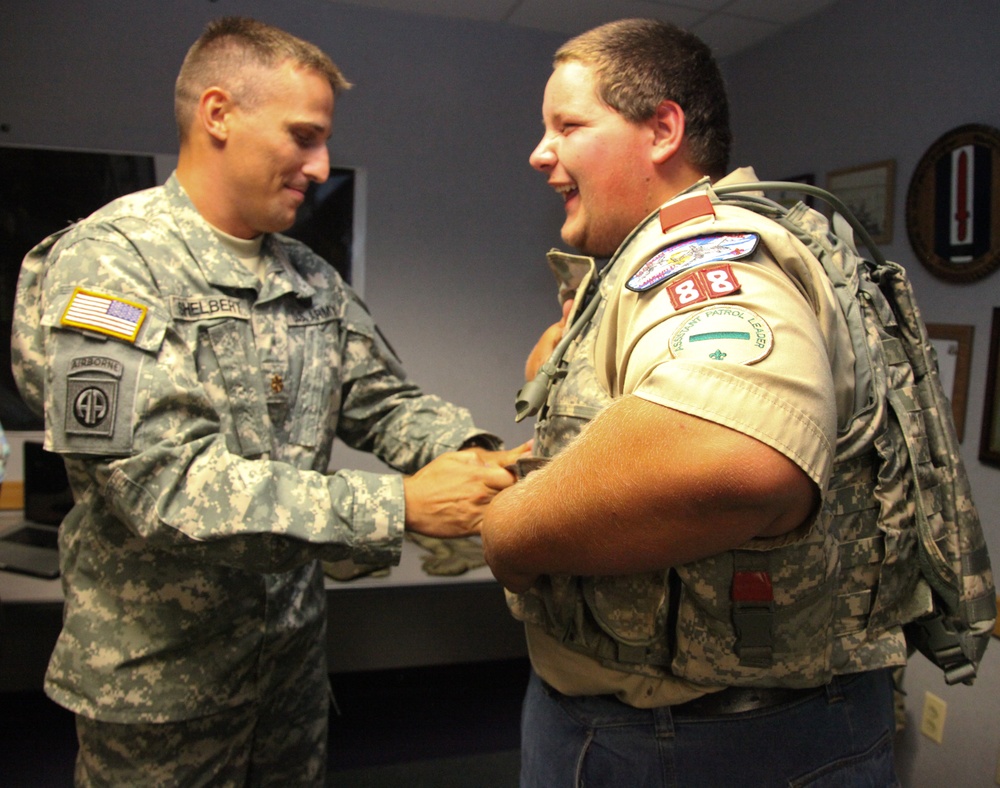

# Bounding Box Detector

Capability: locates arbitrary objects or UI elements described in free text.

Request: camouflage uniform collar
[258,235,316,303]
[164,174,316,301]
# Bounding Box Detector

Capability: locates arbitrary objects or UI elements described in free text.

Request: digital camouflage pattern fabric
[12,175,493,722]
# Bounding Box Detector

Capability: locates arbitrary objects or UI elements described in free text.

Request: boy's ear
[650,100,685,165]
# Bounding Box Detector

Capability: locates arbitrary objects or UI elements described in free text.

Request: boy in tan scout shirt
[483,18,901,786]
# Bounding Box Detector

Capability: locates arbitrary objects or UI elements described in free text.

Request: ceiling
[322,0,840,58]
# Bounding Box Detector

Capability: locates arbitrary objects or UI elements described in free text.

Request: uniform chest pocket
[288,323,340,449]
[535,343,611,458]
[205,321,271,458]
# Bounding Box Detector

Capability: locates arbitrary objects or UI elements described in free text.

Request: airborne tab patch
[626,233,758,293]
[61,288,147,342]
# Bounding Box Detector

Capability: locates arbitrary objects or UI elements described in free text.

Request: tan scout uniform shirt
[527,168,856,707]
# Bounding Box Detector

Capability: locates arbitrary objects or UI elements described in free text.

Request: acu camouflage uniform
[11,175,494,747]
[507,168,987,705]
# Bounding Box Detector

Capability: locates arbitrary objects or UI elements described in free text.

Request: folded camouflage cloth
[406,533,486,576]
[322,558,392,582]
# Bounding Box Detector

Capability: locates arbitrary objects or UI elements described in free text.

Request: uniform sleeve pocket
[43,289,169,456]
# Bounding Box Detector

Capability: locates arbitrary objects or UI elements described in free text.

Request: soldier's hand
[403,450,518,538]
[461,440,533,471]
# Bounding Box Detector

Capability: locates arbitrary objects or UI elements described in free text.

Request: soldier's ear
[198,87,236,143]
[650,100,685,165]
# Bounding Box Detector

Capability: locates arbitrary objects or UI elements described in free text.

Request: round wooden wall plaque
[906,123,1000,282]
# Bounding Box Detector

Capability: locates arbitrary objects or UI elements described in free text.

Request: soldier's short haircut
[555,18,731,178]
[175,16,351,142]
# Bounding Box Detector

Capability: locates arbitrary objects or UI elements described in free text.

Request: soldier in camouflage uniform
[482,19,901,787]
[11,17,525,786]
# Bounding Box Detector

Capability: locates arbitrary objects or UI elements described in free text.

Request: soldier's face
[222,61,333,238]
[529,61,660,258]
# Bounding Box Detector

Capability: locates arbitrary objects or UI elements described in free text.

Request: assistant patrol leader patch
[669,304,773,365]
[626,233,758,292]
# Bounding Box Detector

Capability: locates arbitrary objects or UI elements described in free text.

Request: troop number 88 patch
[665,264,741,310]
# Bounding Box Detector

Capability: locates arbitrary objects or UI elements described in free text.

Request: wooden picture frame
[826,159,896,244]
[980,308,1000,467]
[905,124,1000,283]
[927,323,974,441]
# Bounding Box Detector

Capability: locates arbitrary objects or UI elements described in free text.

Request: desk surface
[0,511,63,603]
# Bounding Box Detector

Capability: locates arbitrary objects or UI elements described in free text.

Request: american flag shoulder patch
[60,288,148,343]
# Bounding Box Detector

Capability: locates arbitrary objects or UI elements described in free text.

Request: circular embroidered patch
[669,304,773,365]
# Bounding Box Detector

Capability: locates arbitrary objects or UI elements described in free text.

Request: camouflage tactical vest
[507,184,995,688]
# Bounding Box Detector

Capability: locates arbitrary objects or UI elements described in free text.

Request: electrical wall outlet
[919,691,947,744]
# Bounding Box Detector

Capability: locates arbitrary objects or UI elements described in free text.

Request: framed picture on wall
[927,323,974,441]
[826,159,896,244]
[772,173,816,209]
[980,308,1000,467]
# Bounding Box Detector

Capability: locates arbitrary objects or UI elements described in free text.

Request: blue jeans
[520,668,899,787]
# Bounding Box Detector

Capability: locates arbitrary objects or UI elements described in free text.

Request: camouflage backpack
[515,180,995,685]
[710,181,996,685]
